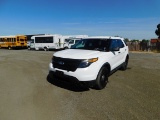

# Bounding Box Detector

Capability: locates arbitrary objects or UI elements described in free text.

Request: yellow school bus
[0,35,27,49]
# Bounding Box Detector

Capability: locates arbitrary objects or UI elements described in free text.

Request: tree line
[124,38,150,43]
[123,23,160,43]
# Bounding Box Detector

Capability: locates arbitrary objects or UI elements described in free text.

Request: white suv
[49,37,129,90]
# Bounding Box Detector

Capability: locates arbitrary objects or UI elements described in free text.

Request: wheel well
[126,54,129,60]
[102,63,111,73]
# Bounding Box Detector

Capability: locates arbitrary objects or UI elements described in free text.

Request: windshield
[30,39,34,43]
[69,40,74,44]
[65,39,72,43]
[68,39,81,44]
[71,39,110,51]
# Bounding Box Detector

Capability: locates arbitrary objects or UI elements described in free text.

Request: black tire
[28,47,31,50]
[44,47,48,51]
[64,47,68,49]
[121,57,129,71]
[8,46,11,50]
[94,67,109,90]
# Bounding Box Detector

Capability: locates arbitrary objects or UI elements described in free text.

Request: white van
[29,34,63,51]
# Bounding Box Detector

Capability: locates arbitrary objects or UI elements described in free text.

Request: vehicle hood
[54,49,102,59]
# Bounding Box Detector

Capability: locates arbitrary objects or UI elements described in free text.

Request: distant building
[150,38,160,43]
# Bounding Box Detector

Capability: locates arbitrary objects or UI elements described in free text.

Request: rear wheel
[28,47,31,50]
[94,67,109,90]
[44,47,48,51]
[121,57,129,71]
[8,46,11,50]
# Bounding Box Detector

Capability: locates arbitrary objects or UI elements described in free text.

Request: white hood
[54,49,101,59]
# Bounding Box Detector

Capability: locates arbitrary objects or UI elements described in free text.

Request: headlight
[78,58,98,68]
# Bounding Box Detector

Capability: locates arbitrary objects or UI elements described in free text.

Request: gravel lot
[0,49,160,120]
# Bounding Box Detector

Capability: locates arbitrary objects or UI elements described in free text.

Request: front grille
[52,57,83,72]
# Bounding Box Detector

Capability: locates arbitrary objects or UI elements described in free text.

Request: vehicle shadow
[46,67,131,92]
[46,74,90,92]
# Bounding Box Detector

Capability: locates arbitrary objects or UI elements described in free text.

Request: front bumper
[48,71,96,87]
[49,62,98,82]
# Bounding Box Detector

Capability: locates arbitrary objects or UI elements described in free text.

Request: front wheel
[94,67,109,90]
[64,47,68,49]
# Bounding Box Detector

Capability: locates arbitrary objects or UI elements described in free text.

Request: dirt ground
[0,49,160,120]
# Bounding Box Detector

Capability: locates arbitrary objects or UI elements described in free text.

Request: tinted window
[75,40,80,44]
[71,39,110,51]
[109,39,124,50]
[35,37,53,43]
[117,39,124,48]
[109,39,118,50]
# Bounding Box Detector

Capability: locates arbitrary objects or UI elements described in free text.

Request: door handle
[118,51,121,53]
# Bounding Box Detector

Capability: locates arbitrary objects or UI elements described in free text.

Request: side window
[109,39,118,50]
[75,40,80,44]
[117,39,124,48]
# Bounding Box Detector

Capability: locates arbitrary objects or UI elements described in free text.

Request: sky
[0,0,160,40]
